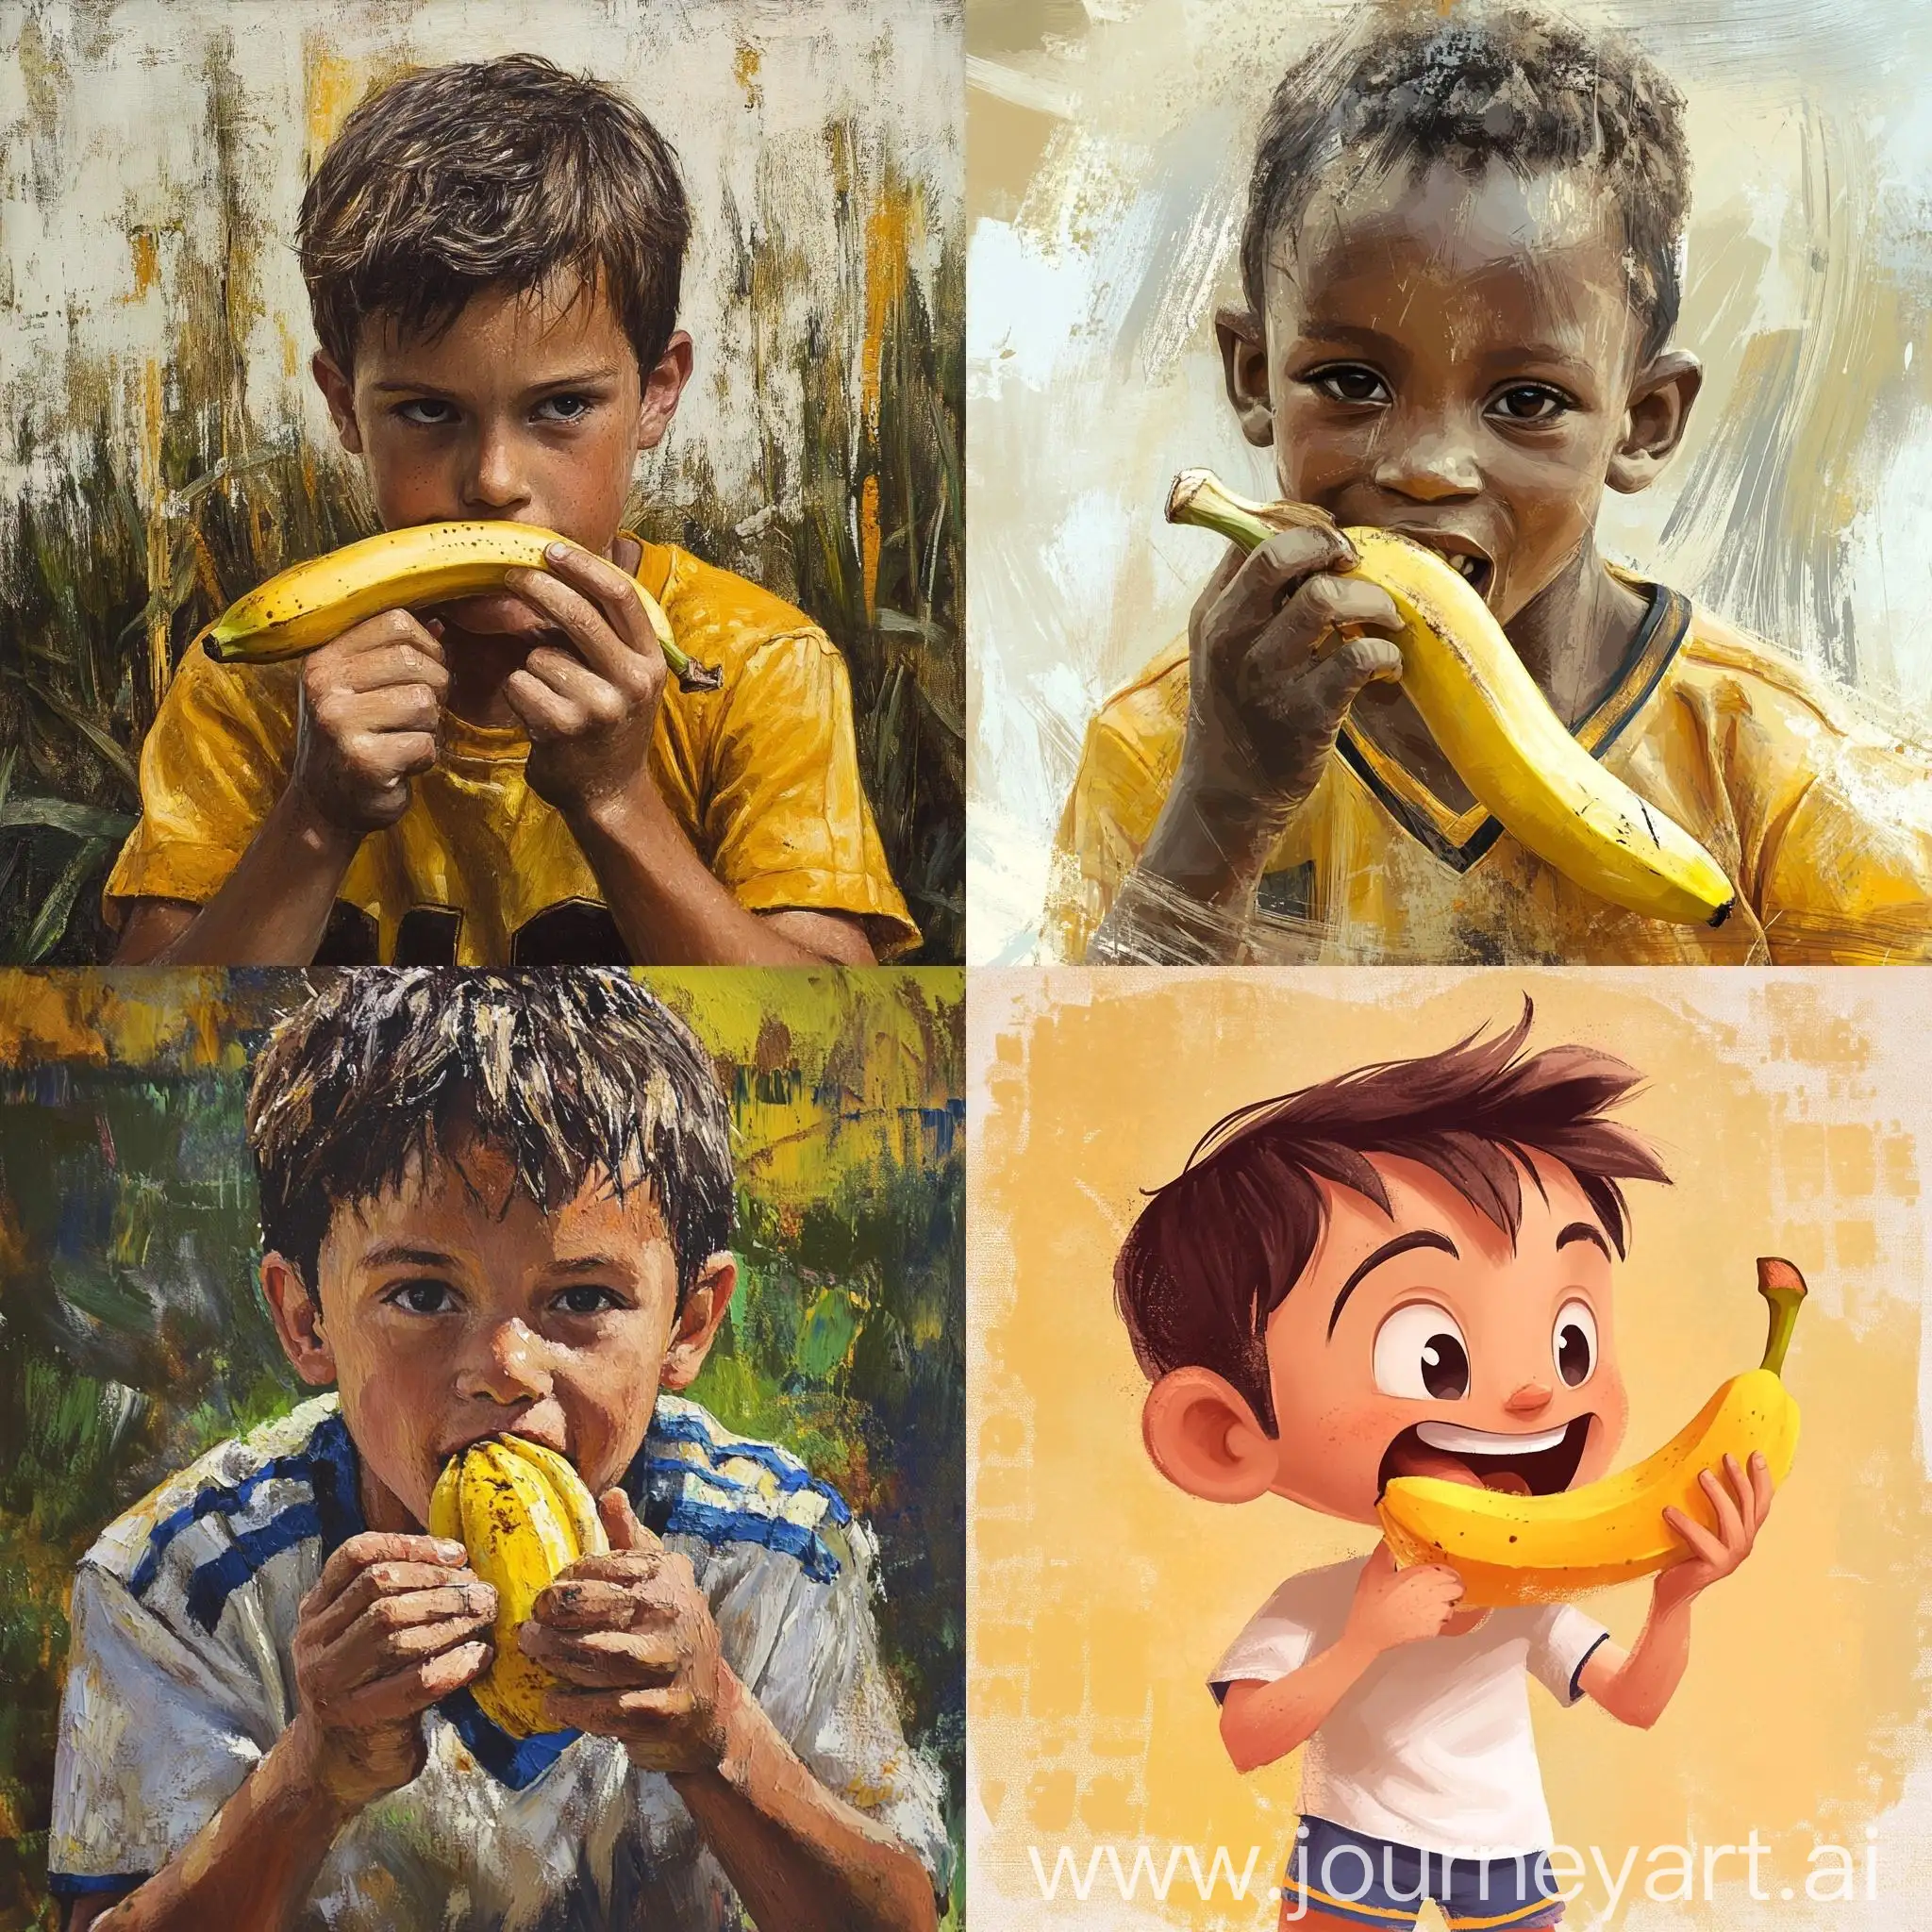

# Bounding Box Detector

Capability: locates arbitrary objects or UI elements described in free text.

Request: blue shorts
[1283,1817,1566,1929]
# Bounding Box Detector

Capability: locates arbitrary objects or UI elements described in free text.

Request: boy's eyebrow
[1555,1222,1613,1260]
[359,1241,459,1270]
[369,369,626,398]
[545,1254,637,1276]
[1326,1229,1458,1339]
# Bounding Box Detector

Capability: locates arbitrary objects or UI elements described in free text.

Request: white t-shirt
[1210,1555,1610,1857]
[50,1392,950,1929]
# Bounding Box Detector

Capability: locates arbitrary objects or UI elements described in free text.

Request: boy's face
[263,1128,733,1528]
[311,273,691,641]
[1223,157,1696,627]
[1259,1153,1630,1525]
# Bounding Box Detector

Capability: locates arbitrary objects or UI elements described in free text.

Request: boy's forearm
[1220,1634,1379,1774]
[568,781,844,965]
[93,1723,357,1932]
[1593,1596,1694,1729]
[122,791,361,966]
[669,1670,937,1932]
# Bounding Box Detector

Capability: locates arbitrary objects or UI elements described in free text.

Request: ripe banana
[1166,469,1736,928]
[195,521,724,691]
[1377,1257,1807,1607]
[428,1434,610,1737]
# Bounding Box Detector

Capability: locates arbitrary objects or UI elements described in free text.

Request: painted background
[0,0,963,962]
[969,968,1932,1927]
[0,966,965,1929]
[967,0,1932,961]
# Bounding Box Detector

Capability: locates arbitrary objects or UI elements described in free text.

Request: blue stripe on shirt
[185,1501,323,1633]
[645,1408,852,1524]
[128,1450,320,1598]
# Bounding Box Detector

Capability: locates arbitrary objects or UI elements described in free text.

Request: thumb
[599,1486,652,1554]
[1364,1541,1400,1578]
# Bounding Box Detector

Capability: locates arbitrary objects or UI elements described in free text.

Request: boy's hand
[521,1488,735,1774]
[1177,529,1404,832]
[287,1531,495,1811]
[1655,1451,1774,1612]
[1343,1541,1467,1655]
[290,611,449,836]
[500,542,669,824]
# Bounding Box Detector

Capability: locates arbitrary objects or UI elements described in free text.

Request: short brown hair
[1114,1002,1670,1432]
[247,971,734,1304]
[298,54,690,378]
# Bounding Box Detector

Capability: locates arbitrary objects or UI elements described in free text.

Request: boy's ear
[1607,350,1702,494]
[635,331,694,455]
[260,1253,338,1388]
[1141,1367,1278,1503]
[311,352,364,457]
[1215,306,1275,449]
[658,1251,737,1391]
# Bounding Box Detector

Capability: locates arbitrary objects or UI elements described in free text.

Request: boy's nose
[1372,434,1481,503]
[1504,1380,1554,1417]
[459,1317,553,1403]
[461,425,533,516]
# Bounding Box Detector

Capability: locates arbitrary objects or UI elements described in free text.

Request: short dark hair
[1241,5,1691,363]
[298,54,691,378]
[1114,1002,1670,1432]
[247,971,735,1303]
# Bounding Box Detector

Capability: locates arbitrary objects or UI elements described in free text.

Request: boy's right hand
[287,1531,495,1812]
[1176,528,1405,835]
[289,610,449,836]
[1343,1541,1466,1656]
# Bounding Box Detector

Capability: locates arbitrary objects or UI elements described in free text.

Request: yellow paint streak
[733,42,763,110]
[303,38,363,177]
[141,358,170,711]
[125,227,160,303]
[859,188,914,621]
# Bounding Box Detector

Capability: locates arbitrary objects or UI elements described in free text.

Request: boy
[47,972,948,1930]
[1049,6,1932,965]
[1115,1008,1777,1930]
[107,56,919,968]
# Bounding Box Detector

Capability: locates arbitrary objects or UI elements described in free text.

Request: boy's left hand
[519,1487,737,1774]
[1655,1450,1774,1611]
[501,542,669,824]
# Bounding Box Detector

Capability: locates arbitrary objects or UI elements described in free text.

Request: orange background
[968,969,1932,1928]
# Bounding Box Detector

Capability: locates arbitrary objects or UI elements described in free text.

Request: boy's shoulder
[640,541,849,678]
[1670,602,1887,741]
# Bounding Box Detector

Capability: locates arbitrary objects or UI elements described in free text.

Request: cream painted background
[969,969,1932,1927]
[966,0,1932,961]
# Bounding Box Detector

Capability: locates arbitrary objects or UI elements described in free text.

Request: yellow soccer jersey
[106,538,920,964]
[1047,580,1932,964]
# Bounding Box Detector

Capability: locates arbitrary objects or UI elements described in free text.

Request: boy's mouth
[1376,1414,1592,1498]
[1386,527,1495,605]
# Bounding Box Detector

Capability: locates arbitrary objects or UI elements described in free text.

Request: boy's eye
[1489,384,1572,424]
[535,394,595,423]
[388,1279,459,1314]
[394,399,458,426]
[1552,1299,1598,1387]
[552,1285,624,1315]
[1306,364,1391,407]
[1373,1301,1472,1401]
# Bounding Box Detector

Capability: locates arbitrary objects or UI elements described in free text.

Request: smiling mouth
[1377,1413,1593,1499]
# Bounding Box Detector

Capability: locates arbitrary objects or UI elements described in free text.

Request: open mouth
[1376,1413,1593,1499]
[1388,530,1495,604]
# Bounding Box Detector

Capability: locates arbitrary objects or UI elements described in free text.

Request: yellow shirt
[106,539,919,963]
[1048,582,1932,964]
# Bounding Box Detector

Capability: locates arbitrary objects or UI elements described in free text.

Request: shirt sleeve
[100,650,297,928]
[1523,1603,1613,1707]
[1206,1568,1345,1700]
[729,1524,953,1904]
[47,1562,277,1899]
[697,628,922,958]
[1043,713,1169,962]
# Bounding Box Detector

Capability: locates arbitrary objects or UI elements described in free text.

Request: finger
[600,1488,653,1555]
[502,668,578,740]
[1661,1506,1724,1570]
[330,1640,493,1725]
[519,645,627,722]
[548,1550,669,1589]
[307,1563,489,1646]
[350,729,439,779]
[1749,1450,1775,1524]
[536,541,655,657]
[1723,1454,1758,1539]
[518,1624,682,1687]
[331,608,447,666]
[1188,541,1250,629]
[543,1682,696,1731]
[339,1612,504,1689]
[533,1576,645,1630]
[337,684,444,736]
[334,640,451,697]
[1363,1541,1399,1577]
[504,564,643,684]
[1258,574,1405,665]
[1208,527,1360,641]
[303,1534,470,1619]
[1700,1466,1745,1550]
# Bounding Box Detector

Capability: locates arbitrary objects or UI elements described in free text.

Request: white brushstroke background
[966,0,1932,963]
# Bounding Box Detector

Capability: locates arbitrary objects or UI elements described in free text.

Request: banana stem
[1166,469,1339,554]
[1756,1257,1808,1375]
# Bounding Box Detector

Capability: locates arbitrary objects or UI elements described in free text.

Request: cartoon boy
[48,972,946,1930]
[1050,5,1932,965]
[1116,1008,1775,1930]
[107,55,918,969]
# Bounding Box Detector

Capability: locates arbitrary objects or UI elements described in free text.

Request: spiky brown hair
[1114,1000,1670,1431]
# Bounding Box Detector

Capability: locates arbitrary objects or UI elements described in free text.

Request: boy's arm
[1088,531,1401,964]
[110,610,449,965]
[1578,1451,1773,1729]
[500,542,881,966]
[1218,1544,1464,1772]
[526,1491,936,1932]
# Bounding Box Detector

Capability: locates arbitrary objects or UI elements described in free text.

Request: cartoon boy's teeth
[1415,1421,1571,1456]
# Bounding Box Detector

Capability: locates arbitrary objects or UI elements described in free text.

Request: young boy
[1115,1008,1777,1930]
[106,56,918,969]
[1049,5,1932,965]
[47,972,947,1930]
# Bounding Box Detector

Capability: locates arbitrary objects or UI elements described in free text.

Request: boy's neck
[1351,535,1654,813]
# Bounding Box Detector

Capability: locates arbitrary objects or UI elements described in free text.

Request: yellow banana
[1166,470,1736,928]
[427,1434,611,1737]
[1377,1258,1806,1606]
[195,521,723,691]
